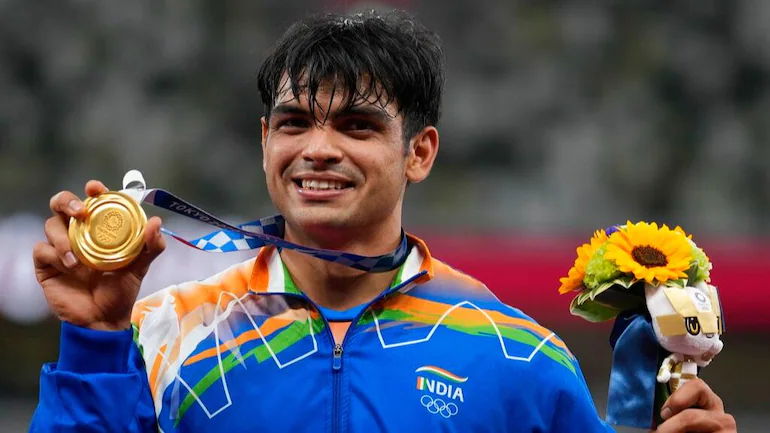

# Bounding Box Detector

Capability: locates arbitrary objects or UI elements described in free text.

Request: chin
[288,208,355,231]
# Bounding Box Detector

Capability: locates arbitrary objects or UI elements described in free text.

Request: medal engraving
[91,208,130,248]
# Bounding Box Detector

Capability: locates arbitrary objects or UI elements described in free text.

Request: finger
[127,216,166,280]
[32,241,69,277]
[661,378,724,420]
[654,408,735,433]
[84,180,108,197]
[44,216,79,269]
[143,216,166,260]
[49,190,86,220]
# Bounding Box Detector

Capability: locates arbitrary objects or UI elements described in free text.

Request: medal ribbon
[121,170,409,273]
[606,311,666,429]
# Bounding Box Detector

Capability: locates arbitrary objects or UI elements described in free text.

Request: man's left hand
[653,378,737,432]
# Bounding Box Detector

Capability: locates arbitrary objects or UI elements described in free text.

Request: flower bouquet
[559,222,724,428]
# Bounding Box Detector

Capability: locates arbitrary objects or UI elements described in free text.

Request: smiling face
[261,82,438,248]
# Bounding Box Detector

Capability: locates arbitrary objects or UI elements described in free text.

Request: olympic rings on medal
[420,394,459,418]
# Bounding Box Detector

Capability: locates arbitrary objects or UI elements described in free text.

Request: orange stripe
[392,250,570,353]
[422,366,464,381]
[431,260,490,294]
[132,257,257,327]
[148,344,167,395]
[183,316,294,366]
[386,294,569,351]
[249,246,273,292]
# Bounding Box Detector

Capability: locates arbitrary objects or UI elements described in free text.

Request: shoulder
[130,254,258,331]
[402,256,580,377]
[127,254,262,405]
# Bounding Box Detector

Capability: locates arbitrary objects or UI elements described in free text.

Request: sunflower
[558,229,608,294]
[604,221,692,284]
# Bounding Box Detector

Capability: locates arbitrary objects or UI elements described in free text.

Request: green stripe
[174,317,325,425]
[172,249,410,423]
[282,256,407,295]
[362,308,576,375]
[391,263,405,287]
[282,264,302,295]
[131,323,144,357]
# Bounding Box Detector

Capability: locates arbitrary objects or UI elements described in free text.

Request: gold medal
[68,191,147,271]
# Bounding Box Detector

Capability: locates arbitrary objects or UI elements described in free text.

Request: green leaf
[576,289,594,305]
[570,275,644,322]
[665,278,687,289]
[613,274,636,288]
[569,296,621,322]
[589,281,613,300]
[592,284,645,312]
[586,274,635,300]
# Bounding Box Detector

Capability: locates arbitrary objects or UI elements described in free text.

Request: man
[31,10,736,433]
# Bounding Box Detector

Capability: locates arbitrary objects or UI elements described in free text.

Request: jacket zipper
[326,270,427,433]
[332,343,343,433]
[253,270,428,433]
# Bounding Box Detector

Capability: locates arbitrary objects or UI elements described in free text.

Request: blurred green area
[1,0,769,234]
[2,0,769,431]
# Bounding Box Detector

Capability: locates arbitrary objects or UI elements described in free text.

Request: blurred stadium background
[2,0,769,431]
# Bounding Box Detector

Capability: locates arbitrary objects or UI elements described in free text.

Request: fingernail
[661,406,672,420]
[69,200,83,213]
[64,252,78,268]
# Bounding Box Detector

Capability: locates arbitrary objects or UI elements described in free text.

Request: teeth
[301,179,347,190]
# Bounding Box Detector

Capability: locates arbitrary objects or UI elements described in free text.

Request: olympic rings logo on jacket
[420,394,459,418]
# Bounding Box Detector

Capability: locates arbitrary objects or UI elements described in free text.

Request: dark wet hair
[257,10,444,143]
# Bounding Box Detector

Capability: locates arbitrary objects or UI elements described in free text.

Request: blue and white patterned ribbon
[120,170,409,273]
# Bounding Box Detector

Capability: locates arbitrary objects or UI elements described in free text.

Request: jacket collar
[248,233,435,295]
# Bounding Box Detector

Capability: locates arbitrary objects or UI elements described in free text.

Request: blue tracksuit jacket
[30,236,614,432]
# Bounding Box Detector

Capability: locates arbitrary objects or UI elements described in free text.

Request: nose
[301,128,343,167]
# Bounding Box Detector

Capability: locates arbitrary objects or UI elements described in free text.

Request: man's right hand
[33,180,166,331]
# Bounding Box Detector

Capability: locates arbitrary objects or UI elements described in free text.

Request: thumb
[127,216,166,280]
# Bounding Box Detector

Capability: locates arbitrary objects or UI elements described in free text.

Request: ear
[260,116,269,171]
[405,126,439,183]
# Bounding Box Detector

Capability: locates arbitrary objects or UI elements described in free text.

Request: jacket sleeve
[29,322,158,433]
[547,358,616,433]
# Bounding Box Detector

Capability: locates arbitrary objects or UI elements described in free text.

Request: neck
[279,221,403,310]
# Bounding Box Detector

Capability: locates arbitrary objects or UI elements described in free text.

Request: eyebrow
[270,103,393,123]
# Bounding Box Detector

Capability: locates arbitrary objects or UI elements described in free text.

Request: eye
[274,117,310,131]
[685,317,701,335]
[342,119,377,132]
